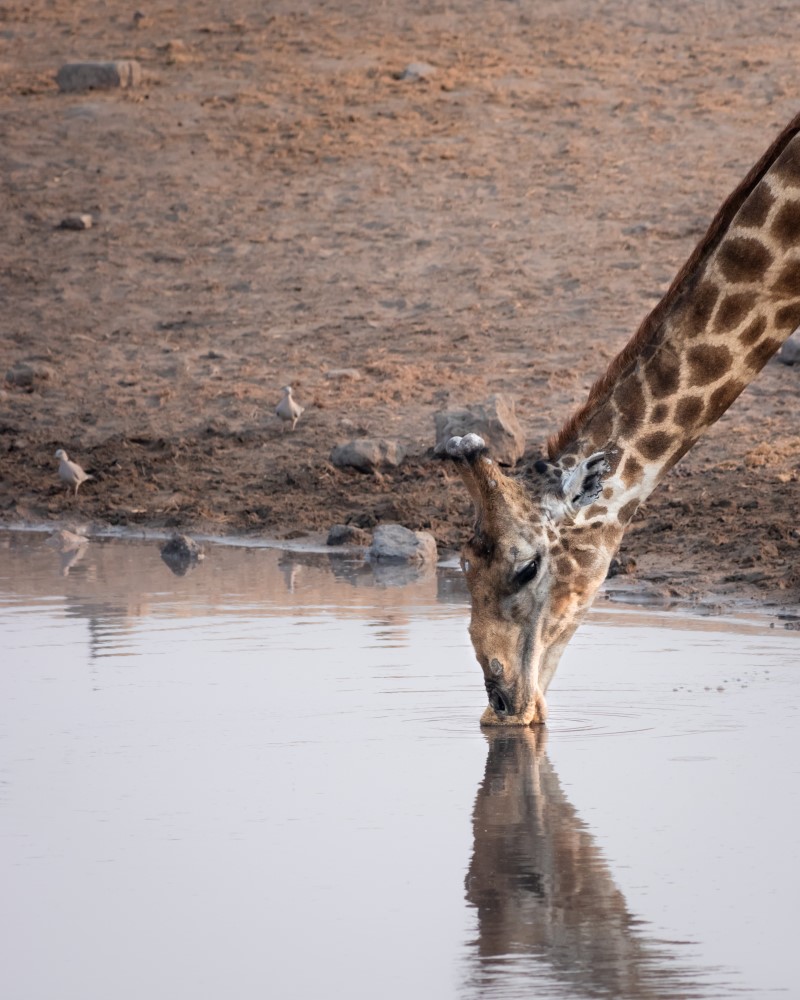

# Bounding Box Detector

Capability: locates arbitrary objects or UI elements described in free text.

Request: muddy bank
[1,0,799,607]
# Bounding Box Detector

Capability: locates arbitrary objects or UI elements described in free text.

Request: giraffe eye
[514,558,540,589]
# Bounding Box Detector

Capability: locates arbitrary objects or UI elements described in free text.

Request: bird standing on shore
[54,448,94,495]
[275,385,304,432]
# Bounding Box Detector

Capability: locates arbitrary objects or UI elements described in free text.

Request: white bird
[275,385,304,432]
[54,448,94,495]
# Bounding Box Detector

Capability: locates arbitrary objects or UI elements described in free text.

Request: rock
[326,523,372,546]
[5,361,55,388]
[58,214,93,230]
[55,60,142,93]
[162,40,191,65]
[778,331,800,366]
[606,555,637,579]
[160,533,204,576]
[330,438,406,473]
[366,523,437,564]
[396,62,437,81]
[324,368,362,381]
[434,394,525,466]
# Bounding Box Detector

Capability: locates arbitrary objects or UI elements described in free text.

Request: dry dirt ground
[1,0,799,609]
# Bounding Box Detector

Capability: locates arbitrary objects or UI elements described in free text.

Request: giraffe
[445,111,800,727]
[465,729,705,997]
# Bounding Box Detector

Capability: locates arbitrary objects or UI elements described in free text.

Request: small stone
[330,438,406,473]
[326,523,372,546]
[162,39,191,65]
[58,214,93,230]
[606,556,637,578]
[55,60,142,93]
[5,361,55,388]
[367,524,437,564]
[160,533,204,576]
[778,331,800,366]
[324,368,362,381]
[396,62,437,81]
[434,394,525,466]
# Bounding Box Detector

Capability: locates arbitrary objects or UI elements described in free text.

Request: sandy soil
[1,0,799,609]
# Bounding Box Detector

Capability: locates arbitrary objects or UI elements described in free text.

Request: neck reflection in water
[463,729,714,1000]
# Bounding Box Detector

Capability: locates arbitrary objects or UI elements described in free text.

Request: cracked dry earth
[1,0,799,610]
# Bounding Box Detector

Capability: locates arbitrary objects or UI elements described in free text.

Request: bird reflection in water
[463,728,717,999]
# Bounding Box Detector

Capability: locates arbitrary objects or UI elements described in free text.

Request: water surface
[1,530,798,999]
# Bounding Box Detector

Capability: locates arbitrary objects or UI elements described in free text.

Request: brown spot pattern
[675,395,704,428]
[745,337,784,370]
[714,292,757,332]
[771,200,800,247]
[586,407,614,448]
[773,137,800,188]
[637,431,673,461]
[651,402,669,423]
[772,259,800,297]
[736,181,776,228]
[555,555,574,577]
[616,376,645,437]
[687,344,733,385]
[572,547,596,569]
[621,456,642,488]
[775,301,800,329]
[618,499,640,524]
[684,280,719,337]
[717,236,773,283]
[645,348,681,398]
[706,379,746,423]
[738,315,767,346]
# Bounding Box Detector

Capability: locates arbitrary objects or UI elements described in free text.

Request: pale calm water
[1,529,799,1000]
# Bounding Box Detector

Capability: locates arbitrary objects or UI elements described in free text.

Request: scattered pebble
[55,60,142,93]
[396,62,437,81]
[435,395,525,466]
[366,523,437,564]
[324,368,361,381]
[160,533,204,576]
[58,214,93,231]
[330,438,406,472]
[5,361,55,388]
[777,330,800,366]
[326,523,372,546]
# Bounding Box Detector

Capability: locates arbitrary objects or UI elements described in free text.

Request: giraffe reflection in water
[464,729,717,999]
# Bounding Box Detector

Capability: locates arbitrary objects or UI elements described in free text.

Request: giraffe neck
[550,116,800,524]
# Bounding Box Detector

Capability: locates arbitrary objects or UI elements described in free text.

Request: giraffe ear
[559,452,610,510]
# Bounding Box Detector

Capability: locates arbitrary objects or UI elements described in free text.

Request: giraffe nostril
[490,690,508,714]
[489,657,503,676]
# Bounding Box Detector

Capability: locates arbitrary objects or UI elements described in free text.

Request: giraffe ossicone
[448,111,800,727]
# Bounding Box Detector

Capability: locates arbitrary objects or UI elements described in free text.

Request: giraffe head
[446,434,621,726]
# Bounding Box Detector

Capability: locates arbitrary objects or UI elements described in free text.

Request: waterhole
[1,530,798,999]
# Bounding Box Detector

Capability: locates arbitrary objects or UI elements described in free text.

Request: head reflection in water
[463,729,710,998]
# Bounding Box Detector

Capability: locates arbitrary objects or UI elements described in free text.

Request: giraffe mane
[547,110,800,460]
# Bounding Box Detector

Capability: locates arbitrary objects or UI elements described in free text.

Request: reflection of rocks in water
[160,533,204,576]
[325,550,434,588]
[464,729,712,999]
[436,568,468,605]
[370,559,434,587]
